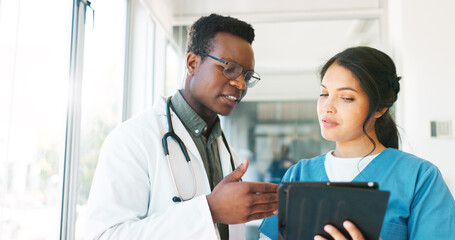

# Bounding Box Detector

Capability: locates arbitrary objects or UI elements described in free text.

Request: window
[165,43,183,96]
[229,101,335,184]
[0,0,73,238]
[74,0,127,238]
[124,0,156,117]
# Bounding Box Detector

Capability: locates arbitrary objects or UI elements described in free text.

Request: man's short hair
[186,13,255,58]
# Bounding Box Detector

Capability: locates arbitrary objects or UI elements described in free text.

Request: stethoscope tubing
[162,96,236,202]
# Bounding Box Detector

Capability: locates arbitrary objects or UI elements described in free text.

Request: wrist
[206,194,217,223]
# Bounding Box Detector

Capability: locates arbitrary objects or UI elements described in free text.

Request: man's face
[183,32,255,120]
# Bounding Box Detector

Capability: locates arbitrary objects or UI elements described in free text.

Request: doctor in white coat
[85,14,278,240]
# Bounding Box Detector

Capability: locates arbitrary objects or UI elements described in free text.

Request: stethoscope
[162,96,236,202]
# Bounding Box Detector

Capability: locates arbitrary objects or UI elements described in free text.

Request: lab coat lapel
[172,113,214,193]
[156,95,202,163]
[172,115,202,165]
[217,136,235,177]
[156,96,212,195]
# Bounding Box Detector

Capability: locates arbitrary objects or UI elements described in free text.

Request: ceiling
[169,0,384,74]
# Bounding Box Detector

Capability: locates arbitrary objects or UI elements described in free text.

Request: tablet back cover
[278,182,389,240]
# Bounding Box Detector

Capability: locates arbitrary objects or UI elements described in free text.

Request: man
[85,14,278,239]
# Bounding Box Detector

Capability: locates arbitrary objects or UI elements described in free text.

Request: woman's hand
[314,220,382,240]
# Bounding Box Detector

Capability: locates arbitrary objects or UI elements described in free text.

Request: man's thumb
[224,158,249,182]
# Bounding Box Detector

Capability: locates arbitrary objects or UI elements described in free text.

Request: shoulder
[294,154,326,168]
[379,148,447,196]
[381,148,438,174]
[103,105,165,149]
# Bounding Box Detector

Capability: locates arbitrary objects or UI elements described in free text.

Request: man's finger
[247,192,278,205]
[246,210,277,222]
[220,158,249,183]
[249,202,278,215]
[245,182,278,193]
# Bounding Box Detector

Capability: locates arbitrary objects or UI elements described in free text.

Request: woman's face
[317,63,376,144]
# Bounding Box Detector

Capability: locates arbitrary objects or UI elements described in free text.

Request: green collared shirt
[170,91,224,191]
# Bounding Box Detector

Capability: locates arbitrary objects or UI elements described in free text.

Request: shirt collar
[170,91,221,138]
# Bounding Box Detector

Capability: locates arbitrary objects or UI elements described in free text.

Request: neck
[333,131,386,158]
[179,88,218,130]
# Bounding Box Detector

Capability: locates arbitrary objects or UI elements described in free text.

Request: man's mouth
[224,95,239,102]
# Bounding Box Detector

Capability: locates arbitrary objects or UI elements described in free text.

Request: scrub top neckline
[320,148,391,182]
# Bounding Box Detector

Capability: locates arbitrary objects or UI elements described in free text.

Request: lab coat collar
[155,95,235,180]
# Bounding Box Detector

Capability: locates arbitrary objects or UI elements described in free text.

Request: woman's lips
[321,119,338,128]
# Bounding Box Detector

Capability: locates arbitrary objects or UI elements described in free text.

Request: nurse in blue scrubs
[259,46,455,240]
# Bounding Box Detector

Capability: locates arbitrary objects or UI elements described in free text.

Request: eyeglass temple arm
[197,52,228,64]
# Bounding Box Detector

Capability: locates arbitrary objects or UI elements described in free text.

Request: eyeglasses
[198,52,261,88]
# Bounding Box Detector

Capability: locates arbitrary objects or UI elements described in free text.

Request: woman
[259,46,455,240]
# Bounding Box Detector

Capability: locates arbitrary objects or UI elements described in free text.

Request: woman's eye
[342,97,355,102]
[319,93,328,97]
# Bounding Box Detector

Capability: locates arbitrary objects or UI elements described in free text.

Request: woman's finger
[343,221,366,240]
[324,224,347,240]
[314,235,327,240]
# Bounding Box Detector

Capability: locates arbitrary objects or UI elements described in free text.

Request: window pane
[165,43,182,96]
[0,0,72,239]
[74,0,127,239]
[227,101,335,239]
[230,101,334,183]
[126,0,155,117]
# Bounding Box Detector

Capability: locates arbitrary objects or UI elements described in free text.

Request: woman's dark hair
[186,13,255,59]
[320,46,401,150]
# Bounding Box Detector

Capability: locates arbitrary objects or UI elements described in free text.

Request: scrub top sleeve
[258,215,279,240]
[258,164,299,240]
[407,164,455,240]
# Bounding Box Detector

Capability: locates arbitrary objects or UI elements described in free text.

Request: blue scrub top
[259,148,455,240]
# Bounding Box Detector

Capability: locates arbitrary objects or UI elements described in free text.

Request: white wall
[245,72,320,102]
[141,0,173,34]
[391,0,455,195]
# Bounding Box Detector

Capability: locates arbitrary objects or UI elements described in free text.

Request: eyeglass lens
[223,62,260,87]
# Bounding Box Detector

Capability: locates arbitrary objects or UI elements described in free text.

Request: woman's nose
[321,97,336,113]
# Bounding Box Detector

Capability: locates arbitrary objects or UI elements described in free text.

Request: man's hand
[206,158,278,224]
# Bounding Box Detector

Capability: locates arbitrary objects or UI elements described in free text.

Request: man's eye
[224,66,236,73]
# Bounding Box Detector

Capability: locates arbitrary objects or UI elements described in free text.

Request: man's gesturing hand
[206,158,278,224]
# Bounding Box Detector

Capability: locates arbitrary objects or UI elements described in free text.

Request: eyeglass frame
[197,52,261,88]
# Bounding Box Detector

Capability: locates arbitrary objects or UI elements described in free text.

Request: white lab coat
[85,96,245,240]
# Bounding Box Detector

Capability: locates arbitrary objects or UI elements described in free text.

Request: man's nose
[229,74,247,90]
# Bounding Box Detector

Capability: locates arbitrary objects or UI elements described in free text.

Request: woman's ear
[374,107,388,119]
[186,52,200,76]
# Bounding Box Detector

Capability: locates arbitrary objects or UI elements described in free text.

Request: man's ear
[186,52,200,76]
[374,107,388,119]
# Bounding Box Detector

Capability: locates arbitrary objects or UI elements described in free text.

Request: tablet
[278,182,389,240]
